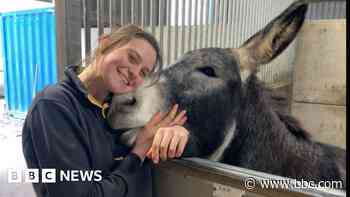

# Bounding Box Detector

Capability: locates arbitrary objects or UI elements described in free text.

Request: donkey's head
[107,1,308,157]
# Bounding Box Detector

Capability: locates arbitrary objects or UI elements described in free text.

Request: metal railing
[153,158,346,197]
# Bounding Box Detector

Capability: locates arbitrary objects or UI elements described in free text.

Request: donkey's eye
[197,67,217,77]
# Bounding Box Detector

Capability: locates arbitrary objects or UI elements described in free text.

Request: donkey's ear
[236,0,308,69]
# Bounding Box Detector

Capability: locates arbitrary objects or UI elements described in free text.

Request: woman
[22,25,189,197]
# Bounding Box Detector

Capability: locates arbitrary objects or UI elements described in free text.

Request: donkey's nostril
[124,97,137,106]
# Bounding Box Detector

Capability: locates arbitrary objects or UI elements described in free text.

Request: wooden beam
[55,0,82,80]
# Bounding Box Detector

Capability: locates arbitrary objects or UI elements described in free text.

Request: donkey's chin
[107,113,148,130]
[119,128,140,147]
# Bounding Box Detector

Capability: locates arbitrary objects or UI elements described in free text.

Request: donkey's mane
[276,112,311,140]
[245,74,311,140]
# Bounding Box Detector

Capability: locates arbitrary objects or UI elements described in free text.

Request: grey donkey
[107,1,346,189]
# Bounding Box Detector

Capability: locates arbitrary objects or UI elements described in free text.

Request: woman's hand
[131,104,188,162]
[147,125,189,163]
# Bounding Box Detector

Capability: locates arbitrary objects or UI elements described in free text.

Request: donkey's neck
[224,75,343,183]
[225,75,307,175]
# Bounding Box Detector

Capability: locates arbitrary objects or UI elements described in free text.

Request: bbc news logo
[8,169,102,183]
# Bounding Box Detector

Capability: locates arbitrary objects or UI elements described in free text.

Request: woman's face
[98,38,157,94]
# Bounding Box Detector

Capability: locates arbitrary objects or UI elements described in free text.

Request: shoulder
[23,83,83,132]
[29,81,81,114]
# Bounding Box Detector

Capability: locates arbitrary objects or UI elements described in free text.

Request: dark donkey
[107,1,346,188]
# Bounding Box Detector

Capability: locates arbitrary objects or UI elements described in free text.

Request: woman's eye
[197,66,217,77]
[128,53,139,64]
[128,53,141,64]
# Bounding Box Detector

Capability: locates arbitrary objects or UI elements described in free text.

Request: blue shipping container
[0,4,57,118]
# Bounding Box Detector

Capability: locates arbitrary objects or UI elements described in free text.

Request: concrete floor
[0,99,36,197]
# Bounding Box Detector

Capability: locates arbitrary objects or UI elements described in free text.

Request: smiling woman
[79,38,158,98]
[79,25,162,98]
[22,24,190,197]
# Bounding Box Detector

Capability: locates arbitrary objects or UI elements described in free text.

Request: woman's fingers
[151,104,186,128]
[168,134,181,158]
[146,148,152,158]
[159,104,179,126]
[178,116,188,126]
[136,106,187,161]
[159,131,172,161]
[176,133,189,157]
[147,111,164,127]
[150,129,164,164]
[170,110,187,126]
[143,105,189,163]
[148,126,190,163]
[171,114,187,127]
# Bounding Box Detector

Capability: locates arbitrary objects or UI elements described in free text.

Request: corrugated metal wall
[307,1,346,20]
[0,8,57,117]
[80,0,346,86]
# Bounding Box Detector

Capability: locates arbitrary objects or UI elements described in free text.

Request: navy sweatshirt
[22,65,153,197]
